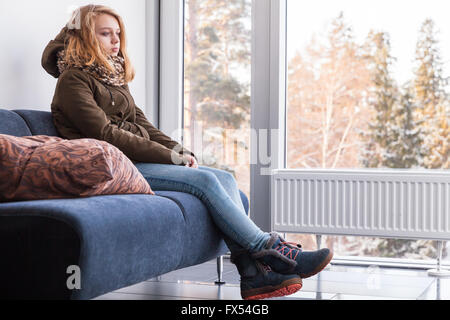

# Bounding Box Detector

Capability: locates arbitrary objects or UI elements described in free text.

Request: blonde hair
[64,4,135,83]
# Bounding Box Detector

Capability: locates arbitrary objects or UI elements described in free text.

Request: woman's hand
[182,154,198,169]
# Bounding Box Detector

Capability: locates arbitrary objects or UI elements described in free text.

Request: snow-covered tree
[413,19,449,169]
[385,83,427,168]
[359,31,398,168]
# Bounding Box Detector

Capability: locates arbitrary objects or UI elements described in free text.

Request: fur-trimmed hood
[41,27,68,78]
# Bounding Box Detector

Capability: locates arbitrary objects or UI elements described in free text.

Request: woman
[42,4,332,300]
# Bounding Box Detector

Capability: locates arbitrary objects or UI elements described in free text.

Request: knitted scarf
[56,50,126,87]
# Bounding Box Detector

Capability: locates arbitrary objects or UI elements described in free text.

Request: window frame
[159,0,184,143]
[145,0,161,126]
[251,0,287,231]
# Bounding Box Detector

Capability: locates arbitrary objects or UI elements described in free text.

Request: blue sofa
[0,109,248,300]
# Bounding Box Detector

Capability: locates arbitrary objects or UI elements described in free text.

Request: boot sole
[242,278,303,300]
[300,250,334,279]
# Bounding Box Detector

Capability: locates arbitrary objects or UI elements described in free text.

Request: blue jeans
[134,163,270,253]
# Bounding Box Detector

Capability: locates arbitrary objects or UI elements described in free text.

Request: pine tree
[385,83,427,168]
[359,31,398,168]
[413,18,449,169]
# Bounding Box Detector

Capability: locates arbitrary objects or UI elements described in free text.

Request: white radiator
[271,169,450,241]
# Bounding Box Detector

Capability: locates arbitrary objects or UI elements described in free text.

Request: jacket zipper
[103,84,116,106]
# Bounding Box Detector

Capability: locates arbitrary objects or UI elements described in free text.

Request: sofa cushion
[0,134,154,202]
[0,109,32,137]
[13,110,60,136]
[156,190,249,269]
[155,191,228,269]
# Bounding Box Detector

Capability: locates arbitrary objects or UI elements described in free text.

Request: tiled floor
[95,257,450,300]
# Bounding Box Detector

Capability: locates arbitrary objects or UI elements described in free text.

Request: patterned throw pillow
[0,134,154,202]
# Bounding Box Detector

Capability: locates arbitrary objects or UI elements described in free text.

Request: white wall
[0,0,147,112]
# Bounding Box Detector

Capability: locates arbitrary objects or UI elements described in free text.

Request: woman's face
[94,14,120,57]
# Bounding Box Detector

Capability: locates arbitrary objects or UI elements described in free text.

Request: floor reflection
[96,258,450,300]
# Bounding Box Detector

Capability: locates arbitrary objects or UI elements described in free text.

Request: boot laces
[275,241,302,260]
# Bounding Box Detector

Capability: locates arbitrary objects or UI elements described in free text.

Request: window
[285,0,449,260]
[160,0,448,264]
[183,0,252,198]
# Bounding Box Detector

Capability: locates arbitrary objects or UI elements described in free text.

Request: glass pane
[183,0,252,198]
[286,0,449,260]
